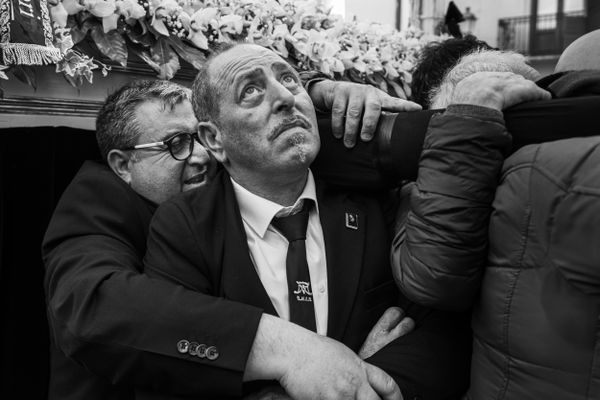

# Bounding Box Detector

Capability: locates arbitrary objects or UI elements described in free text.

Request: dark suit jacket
[42,161,263,400]
[144,170,471,399]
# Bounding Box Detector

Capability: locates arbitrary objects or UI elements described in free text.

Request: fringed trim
[0,43,62,65]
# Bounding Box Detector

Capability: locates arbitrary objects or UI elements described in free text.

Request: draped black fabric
[0,127,99,399]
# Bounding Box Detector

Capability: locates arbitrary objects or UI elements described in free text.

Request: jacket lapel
[219,174,278,317]
[318,185,366,341]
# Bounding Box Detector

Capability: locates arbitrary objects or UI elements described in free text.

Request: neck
[229,168,309,206]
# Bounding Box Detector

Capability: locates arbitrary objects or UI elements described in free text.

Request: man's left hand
[358,307,415,359]
[308,80,421,148]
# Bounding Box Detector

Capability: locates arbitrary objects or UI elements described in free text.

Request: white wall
[344,0,397,27]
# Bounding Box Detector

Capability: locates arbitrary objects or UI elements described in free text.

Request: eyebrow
[234,67,264,86]
[272,61,299,78]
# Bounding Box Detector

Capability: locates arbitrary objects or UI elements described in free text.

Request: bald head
[555,29,600,72]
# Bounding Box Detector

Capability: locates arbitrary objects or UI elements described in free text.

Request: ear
[107,149,134,184]
[198,122,228,164]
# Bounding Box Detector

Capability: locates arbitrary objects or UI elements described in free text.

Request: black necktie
[272,202,317,331]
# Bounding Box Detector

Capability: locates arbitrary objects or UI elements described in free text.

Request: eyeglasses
[122,132,201,161]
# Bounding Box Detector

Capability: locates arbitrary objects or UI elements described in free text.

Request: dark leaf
[67,14,97,44]
[346,68,366,84]
[150,37,181,79]
[126,19,154,47]
[366,72,388,92]
[11,66,38,91]
[131,48,161,74]
[386,78,407,99]
[90,25,128,67]
[169,37,206,70]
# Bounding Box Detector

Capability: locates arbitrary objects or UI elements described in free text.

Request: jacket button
[196,344,207,358]
[206,346,219,360]
[177,340,189,354]
[188,342,200,356]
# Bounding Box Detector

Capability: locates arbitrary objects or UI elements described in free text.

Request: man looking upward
[43,76,421,400]
[142,43,527,399]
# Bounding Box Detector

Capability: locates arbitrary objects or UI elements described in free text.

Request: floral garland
[5,0,444,98]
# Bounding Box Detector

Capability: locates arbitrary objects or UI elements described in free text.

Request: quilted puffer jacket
[394,71,600,399]
[392,104,511,311]
[467,137,600,399]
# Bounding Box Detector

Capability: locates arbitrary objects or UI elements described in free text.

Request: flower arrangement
[12,0,443,98]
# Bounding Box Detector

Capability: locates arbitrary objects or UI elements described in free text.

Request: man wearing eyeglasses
[42,78,419,400]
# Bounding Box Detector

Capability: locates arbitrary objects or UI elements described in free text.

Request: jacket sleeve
[392,105,512,311]
[42,165,261,397]
[143,196,265,396]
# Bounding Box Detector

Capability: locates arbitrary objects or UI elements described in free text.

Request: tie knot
[272,201,312,242]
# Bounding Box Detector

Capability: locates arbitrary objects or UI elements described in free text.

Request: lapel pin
[345,212,358,230]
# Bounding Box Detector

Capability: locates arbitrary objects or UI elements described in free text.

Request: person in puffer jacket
[393,30,600,399]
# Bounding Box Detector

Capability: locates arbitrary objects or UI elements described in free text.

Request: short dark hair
[96,80,191,161]
[411,35,493,108]
[191,42,237,124]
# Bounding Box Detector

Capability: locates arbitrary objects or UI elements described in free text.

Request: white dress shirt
[231,171,328,335]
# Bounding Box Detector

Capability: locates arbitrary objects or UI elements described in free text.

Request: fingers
[321,81,420,148]
[365,364,403,400]
[356,381,382,400]
[358,307,414,359]
[330,94,348,140]
[358,94,421,143]
[452,71,551,110]
[343,94,366,147]
[376,307,404,329]
[518,79,552,102]
[389,317,415,339]
[380,96,422,112]
[359,97,382,143]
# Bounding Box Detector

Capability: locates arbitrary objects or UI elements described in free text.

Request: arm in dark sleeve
[143,196,264,396]
[42,165,261,397]
[392,106,511,311]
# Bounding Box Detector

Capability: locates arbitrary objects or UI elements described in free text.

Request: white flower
[49,3,69,27]
[190,7,218,30]
[62,0,85,15]
[84,0,116,18]
[116,0,146,20]
[53,26,75,53]
[219,14,243,35]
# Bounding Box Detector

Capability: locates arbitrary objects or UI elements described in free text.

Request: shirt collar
[231,170,319,238]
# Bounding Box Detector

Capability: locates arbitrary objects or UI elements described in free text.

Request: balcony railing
[498,11,586,56]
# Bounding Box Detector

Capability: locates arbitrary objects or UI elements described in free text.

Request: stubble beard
[287,132,311,164]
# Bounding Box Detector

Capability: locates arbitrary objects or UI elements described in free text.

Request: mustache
[269,115,313,140]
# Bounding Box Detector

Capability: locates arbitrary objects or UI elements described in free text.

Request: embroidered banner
[0,0,61,65]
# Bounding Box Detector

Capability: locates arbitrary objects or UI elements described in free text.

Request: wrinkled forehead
[209,45,296,91]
